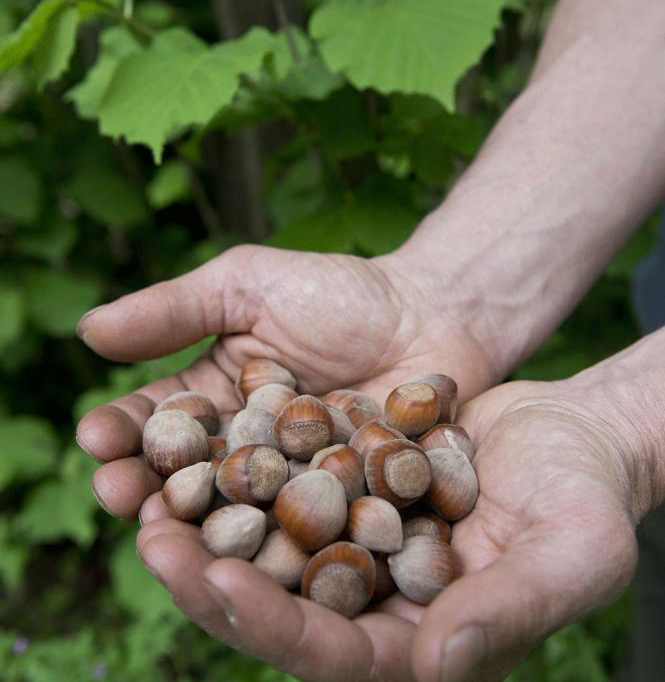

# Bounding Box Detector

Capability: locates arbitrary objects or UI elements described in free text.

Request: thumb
[411,521,637,682]
[76,244,264,362]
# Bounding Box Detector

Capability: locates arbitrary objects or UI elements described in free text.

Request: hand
[76,244,496,519]
[134,362,658,682]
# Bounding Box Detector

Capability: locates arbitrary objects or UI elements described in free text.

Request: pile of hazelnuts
[141,359,478,619]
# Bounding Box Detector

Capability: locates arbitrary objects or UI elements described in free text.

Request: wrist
[565,330,665,519]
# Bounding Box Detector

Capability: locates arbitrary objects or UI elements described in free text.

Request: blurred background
[0,0,657,680]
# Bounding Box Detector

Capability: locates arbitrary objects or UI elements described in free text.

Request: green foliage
[0,155,42,224]
[97,26,278,161]
[0,0,645,680]
[310,0,506,108]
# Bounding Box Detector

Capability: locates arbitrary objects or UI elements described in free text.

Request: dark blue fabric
[632,214,665,334]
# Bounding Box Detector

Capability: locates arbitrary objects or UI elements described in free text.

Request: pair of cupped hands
[76,245,652,682]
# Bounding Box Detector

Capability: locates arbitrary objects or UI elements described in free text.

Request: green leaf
[147,159,190,209]
[297,87,374,160]
[98,26,278,162]
[33,5,79,89]
[0,416,58,490]
[66,26,141,119]
[0,0,68,72]
[266,207,354,252]
[111,531,183,620]
[25,269,102,337]
[0,286,25,352]
[15,448,99,546]
[67,159,147,227]
[268,179,419,254]
[310,0,505,109]
[14,215,78,262]
[0,518,28,591]
[0,155,42,224]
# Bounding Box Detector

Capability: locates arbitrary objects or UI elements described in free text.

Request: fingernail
[76,433,102,462]
[76,304,107,340]
[204,573,237,628]
[91,480,111,514]
[440,625,486,682]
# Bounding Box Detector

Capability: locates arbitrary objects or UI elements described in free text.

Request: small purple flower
[12,637,29,656]
[91,663,108,680]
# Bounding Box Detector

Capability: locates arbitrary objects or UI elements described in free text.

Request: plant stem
[272,0,301,63]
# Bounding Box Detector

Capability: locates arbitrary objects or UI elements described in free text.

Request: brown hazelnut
[417,423,474,461]
[372,554,398,602]
[288,459,309,479]
[154,391,220,435]
[246,383,299,416]
[226,407,276,453]
[309,444,366,502]
[402,511,452,544]
[208,436,228,461]
[425,448,478,521]
[415,374,458,424]
[253,529,311,589]
[235,359,297,403]
[273,395,333,461]
[365,439,432,508]
[162,461,217,521]
[388,535,455,604]
[321,389,381,428]
[347,496,403,553]
[142,409,209,476]
[348,419,405,461]
[201,504,266,559]
[327,405,356,444]
[384,382,440,437]
[301,541,376,618]
[216,444,288,506]
[273,470,347,551]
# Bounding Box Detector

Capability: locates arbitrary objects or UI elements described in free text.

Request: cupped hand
[76,244,495,519]
[133,369,655,682]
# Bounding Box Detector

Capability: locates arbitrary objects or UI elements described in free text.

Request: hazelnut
[347,496,402,553]
[142,409,209,476]
[226,407,276,453]
[348,419,405,461]
[415,374,458,423]
[425,448,478,521]
[235,359,296,403]
[388,535,455,604]
[201,504,266,559]
[273,470,347,551]
[246,383,299,416]
[162,461,217,521]
[365,439,432,508]
[372,554,398,602]
[402,511,452,544]
[322,389,381,428]
[273,395,333,461]
[253,529,311,589]
[417,423,474,461]
[154,391,220,435]
[301,541,376,618]
[309,444,366,502]
[384,382,440,437]
[216,444,288,506]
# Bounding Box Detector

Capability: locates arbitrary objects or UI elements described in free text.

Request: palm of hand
[135,381,639,682]
[77,247,493,519]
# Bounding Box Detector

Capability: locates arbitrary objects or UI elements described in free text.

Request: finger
[136,517,201,548]
[92,457,163,519]
[411,521,638,682]
[139,492,172,526]
[77,352,243,463]
[77,245,262,362]
[137,532,239,644]
[204,559,380,682]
